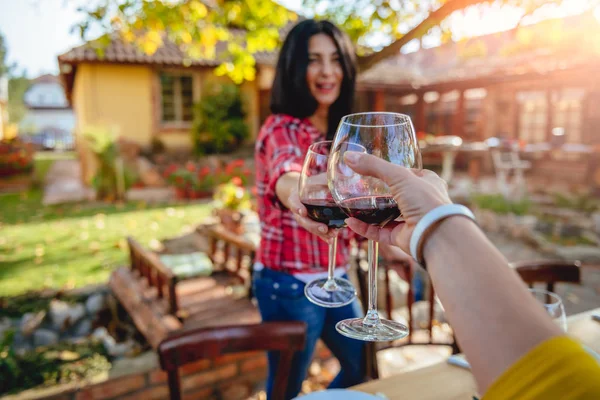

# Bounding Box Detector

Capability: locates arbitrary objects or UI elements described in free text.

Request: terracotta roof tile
[58,33,278,67]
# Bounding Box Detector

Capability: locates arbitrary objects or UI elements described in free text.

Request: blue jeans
[253,268,365,399]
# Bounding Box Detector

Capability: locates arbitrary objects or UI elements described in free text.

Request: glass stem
[323,233,338,291]
[363,239,380,327]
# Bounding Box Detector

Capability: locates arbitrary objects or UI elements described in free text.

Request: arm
[423,217,561,391]
[342,152,562,394]
[263,131,334,241]
[275,172,300,211]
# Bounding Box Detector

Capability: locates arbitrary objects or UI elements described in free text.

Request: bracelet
[409,204,476,268]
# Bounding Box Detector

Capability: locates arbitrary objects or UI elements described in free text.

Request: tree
[7,75,30,124]
[0,31,30,125]
[76,0,594,81]
[0,32,8,77]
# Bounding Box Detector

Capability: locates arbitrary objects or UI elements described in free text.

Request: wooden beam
[415,93,426,133]
[546,90,554,142]
[452,90,465,137]
[373,90,385,112]
[358,0,494,72]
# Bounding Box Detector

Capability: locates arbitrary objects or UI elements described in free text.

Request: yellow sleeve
[483,336,600,400]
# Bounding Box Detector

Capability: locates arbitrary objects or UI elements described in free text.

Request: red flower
[185,162,196,172]
[199,166,211,176]
[230,159,245,168]
[231,177,243,186]
[242,169,251,177]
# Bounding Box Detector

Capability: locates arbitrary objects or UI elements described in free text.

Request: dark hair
[270,19,357,139]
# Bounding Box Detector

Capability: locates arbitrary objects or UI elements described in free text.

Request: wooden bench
[110,229,260,349]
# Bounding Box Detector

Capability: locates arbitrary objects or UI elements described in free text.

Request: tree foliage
[0,32,8,77]
[75,0,596,81]
[7,75,30,124]
[0,31,30,125]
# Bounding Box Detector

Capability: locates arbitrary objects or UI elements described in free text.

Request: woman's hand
[288,187,337,242]
[343,151,451,252]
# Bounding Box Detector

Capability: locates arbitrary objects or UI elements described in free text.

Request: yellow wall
[73,64,153,183]
[71,63,264,181]
[73,64,154,145]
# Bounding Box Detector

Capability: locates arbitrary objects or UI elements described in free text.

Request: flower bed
[0,139,34,177]
[163,159,252,200]
[0,286,146,396]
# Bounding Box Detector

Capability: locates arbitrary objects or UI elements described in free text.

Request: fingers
[344,152,416,186]
[287,189,307,217]
[292,213,334,242]
[345,218,396,245]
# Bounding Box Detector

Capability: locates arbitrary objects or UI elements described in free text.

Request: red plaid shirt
[254,114,355,274]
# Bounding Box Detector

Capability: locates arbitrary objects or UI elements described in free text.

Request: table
[351,308,600,400]
[421,140,489,184]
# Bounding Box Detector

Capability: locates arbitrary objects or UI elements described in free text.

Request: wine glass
[528,288,567,332]
[329,112,422,341]
[299,141,357,308]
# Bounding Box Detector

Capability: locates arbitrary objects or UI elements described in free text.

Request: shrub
[552,192,599,214]
[471,194,531,216]
[192,83,249,154]
[0,330,111,395]
[83,126,136,201]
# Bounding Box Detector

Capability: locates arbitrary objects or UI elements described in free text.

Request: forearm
[424,217,562,393]
[275,172,300,210]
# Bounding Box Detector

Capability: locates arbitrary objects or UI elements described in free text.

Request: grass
[0,190,213,297]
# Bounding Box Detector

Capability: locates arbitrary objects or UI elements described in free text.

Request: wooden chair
[512,260,582,292]
[127,236,179,315]
[355,257,457,380]
[158,322,306,400]
[491,149,531,196]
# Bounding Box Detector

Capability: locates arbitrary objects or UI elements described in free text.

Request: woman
[342,151,600,399]
[253,19,364,399]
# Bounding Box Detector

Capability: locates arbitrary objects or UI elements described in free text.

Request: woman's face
[306,33,343,109]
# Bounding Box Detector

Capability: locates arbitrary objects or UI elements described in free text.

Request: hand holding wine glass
[342,151,451,252]
[299,141,357,308]
[329,112,423,341]
[288,188,338,243]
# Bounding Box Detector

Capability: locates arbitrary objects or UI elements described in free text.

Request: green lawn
[0,190,213,297]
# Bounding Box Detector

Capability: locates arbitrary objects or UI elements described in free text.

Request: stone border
[474,208,600,262]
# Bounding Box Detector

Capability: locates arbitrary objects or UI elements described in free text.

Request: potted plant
[165,165,193,199]
[213,177,252,233]
[193,166,216,198]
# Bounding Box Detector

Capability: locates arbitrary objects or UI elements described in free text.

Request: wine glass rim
[341,112,411,127]
[528,288,563,305]
[307,140,333,158]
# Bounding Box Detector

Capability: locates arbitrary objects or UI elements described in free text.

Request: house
[0,74,7,140]
[58,32,279,183]
[58,36,277,150]
[20,74,76,149]
[357,12,600,148]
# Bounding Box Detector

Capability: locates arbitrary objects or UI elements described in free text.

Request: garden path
[43,159,95,205]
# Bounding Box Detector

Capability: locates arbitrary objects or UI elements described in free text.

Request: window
[517,91,547,143]
[160,73,194,123]
[517,89,585,144]
[552,88,584,144]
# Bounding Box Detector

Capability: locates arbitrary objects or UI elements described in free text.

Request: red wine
[339,196,400,226]
[302,200,347,229]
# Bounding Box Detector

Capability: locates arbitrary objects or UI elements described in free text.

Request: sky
[0,0,597,78]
